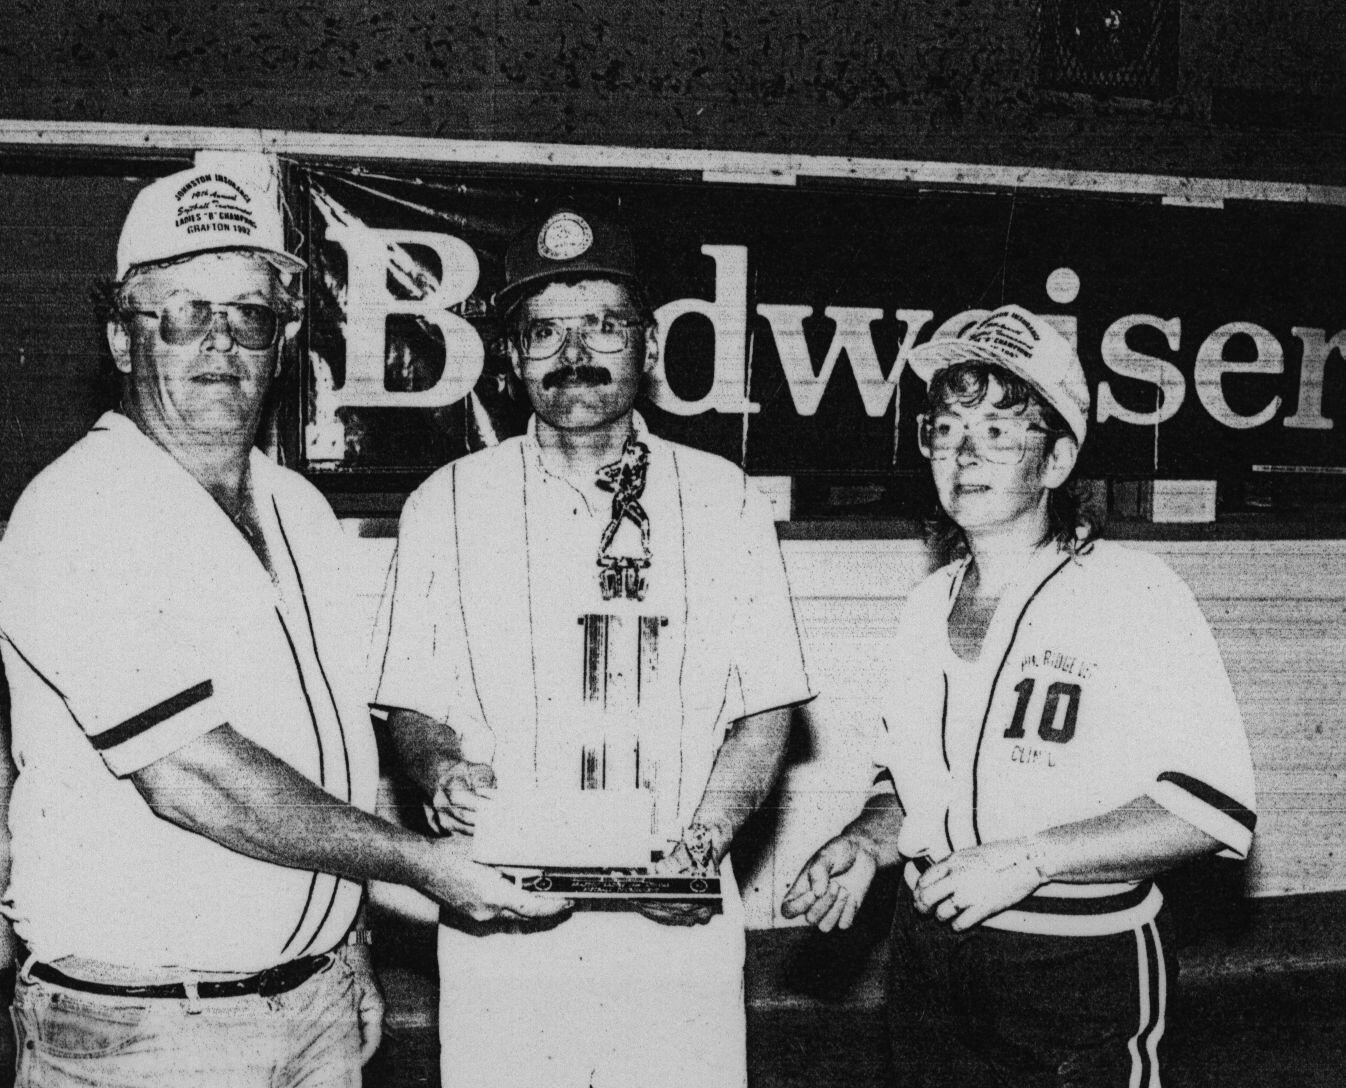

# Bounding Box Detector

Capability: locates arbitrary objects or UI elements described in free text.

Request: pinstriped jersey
[0,412,379,971]
[881,540,1256,936]
[376,413,815,842]
[375,413,814,1088]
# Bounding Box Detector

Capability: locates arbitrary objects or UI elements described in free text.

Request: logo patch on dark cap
[537,212,594,262]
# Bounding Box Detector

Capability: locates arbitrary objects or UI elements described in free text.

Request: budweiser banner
[295,164,1346,501]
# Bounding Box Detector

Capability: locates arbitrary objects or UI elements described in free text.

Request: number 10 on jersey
[1003,678,1082,744]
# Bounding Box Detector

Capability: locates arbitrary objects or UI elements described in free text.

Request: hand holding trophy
[424,726,498,836]
[636,822,724,927]
[425,760,497,836]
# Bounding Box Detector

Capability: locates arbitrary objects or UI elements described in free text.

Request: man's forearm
[132,724,566,925]
[688,705,794,860]
[132,723,440,889]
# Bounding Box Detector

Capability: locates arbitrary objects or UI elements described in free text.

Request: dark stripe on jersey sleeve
[1157,771,1257,832]
[88,680,213,751]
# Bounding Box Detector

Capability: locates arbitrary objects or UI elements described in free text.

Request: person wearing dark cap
[0,156,564,1088]
[782,306,1256,1087]
[377,206,814,1088]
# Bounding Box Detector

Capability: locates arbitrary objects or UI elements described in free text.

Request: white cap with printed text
[907,304,1090,444]
[116,154,305,279]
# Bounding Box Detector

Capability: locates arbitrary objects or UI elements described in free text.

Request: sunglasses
[123,293,283,351]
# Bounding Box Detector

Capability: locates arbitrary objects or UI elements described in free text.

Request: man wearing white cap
[0,157,563,1088]
[783,305,1256,1086]
[377,205,813,1088]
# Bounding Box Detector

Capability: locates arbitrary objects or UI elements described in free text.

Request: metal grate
[1039,0,1179,98]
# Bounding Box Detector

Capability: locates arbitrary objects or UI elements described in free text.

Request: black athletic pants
[887,888,1171,1088]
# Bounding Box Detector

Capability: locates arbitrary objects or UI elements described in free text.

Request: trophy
[468,595,721,899]
[470,611,721,903]
[471,787,721,902]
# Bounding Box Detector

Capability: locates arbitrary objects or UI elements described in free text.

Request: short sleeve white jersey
[0,412,379,971]
[878,540,1256,935]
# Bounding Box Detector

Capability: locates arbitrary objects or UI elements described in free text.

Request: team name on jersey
[1008,743,1058,767]
[1019,646,1097,680]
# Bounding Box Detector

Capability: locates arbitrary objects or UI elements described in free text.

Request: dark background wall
[1,0,1341,512]
[1,0,1342,184]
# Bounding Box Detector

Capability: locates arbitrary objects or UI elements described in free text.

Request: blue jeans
[11,949,362,1088]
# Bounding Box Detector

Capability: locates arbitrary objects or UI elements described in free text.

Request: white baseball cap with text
[115,152,305,280]
[907,304,1090,444]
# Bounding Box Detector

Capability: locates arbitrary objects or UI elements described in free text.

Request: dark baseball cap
[493,206,645,314]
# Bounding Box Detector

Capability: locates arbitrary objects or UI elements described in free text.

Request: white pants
[438,908,747,1088]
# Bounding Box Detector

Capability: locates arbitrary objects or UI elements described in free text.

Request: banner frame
[3,119,1346,210]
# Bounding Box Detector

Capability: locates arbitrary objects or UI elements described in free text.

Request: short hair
[922,361,1100,566]
[112,250,303,323]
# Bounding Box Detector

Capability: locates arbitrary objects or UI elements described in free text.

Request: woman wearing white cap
[783,305,1256,1087]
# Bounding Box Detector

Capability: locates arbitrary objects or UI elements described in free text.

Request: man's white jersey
[0,412,378,971]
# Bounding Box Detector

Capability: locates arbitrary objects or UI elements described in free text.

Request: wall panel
[350,529,1346,926]
[1,1,1342,183]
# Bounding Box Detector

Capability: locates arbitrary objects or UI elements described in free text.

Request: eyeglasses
[918,414,1051,465]
[123,293,283,351]
[517,313,643,361]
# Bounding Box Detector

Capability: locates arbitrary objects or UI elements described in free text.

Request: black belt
[24,952,332,1000]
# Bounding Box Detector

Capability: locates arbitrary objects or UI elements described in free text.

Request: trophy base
[498,866,722,902]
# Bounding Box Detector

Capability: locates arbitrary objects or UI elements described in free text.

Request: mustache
[541,365,613,390]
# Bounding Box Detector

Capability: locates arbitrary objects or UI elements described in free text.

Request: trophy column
[579,613,668,828]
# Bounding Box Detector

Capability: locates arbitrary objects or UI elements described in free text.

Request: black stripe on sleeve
[1157,771,1257,832]
[89,680,213,752]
